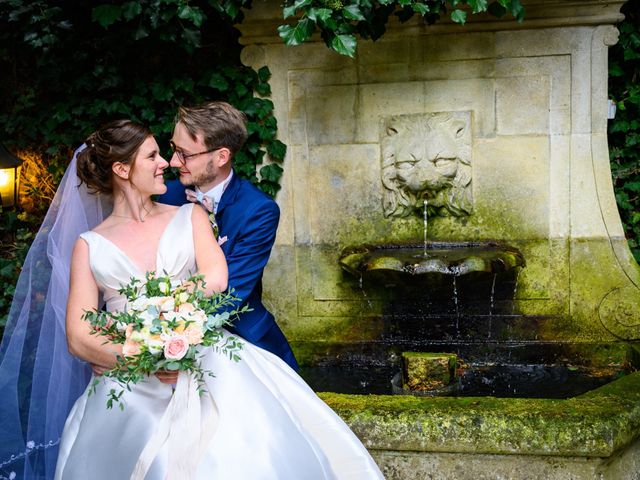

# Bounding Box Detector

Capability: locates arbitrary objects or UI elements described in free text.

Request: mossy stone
[402,352,457,391]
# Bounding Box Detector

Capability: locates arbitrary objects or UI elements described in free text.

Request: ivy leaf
[92,4,122,29]
[412,4,429,15]
[260,163,284,182]
[283,0,313,19]
[178,5,206,28]
[451,9,467,24]
[278,18,315,46]
[122,2,142,21]
[509,0,525,22]
[181,28,201,49]
[609,63,624,77]
[307,7,332,24]
[208,73,230,91]
[257,66,271,83]
[267,140,287,160]
[468,0,489,14]
[134,26,149,40]
[235,83,249,97]
[343,5,366,21]
[330,33,357,57]
[256,82,271,96]
[624,181,640,193]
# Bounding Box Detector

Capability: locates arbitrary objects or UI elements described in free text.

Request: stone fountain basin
[319,371,640,477]
[339,242,525,277]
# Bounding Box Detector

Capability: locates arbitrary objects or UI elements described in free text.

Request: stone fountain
[238,1,640,478]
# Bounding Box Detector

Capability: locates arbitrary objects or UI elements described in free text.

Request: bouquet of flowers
[83,272,246,409]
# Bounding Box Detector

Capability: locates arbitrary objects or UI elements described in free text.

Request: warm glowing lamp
[0,144,23,208]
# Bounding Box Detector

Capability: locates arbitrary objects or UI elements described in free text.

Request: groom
[159,101,298,371]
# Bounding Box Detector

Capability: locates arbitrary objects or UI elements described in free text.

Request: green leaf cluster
[609,0,640,262]
[277,0,525,57]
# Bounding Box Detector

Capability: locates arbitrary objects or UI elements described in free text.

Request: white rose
[178,292,189,304]
[130,296,150,311]
[146,296,165,307]
[146,336,164,355]
[159,281,170,294]
[139,309,156,327]
[131,327,151,342]
[190,309,207,326]
[158,296,175,312]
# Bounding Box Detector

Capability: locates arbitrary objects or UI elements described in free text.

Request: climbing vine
[0,1,284,196]
[609,0,640,261]
[278,0,525,57]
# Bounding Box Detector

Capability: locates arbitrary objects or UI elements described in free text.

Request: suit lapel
[216,171,240,217]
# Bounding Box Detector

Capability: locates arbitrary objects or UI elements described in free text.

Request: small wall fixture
[0,144,23,208]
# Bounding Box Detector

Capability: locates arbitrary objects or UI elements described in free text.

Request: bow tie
[185,189,219,238]
[185,188,215,213]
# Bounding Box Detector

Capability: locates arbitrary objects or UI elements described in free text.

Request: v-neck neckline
[90,205,186,275]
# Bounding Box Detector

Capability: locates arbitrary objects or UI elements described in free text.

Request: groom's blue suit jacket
[159,174,299,371]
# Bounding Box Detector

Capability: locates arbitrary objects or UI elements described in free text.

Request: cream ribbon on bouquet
[130,372,218,480]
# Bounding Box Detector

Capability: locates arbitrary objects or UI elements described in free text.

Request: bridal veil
[0,146,108,480]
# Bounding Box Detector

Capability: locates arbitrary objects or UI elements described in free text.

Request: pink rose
[123,339,142,357]
[122,325,142,357]
[164,335,189,360]
[184,324,204,345]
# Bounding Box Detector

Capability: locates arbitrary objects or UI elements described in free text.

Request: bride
[0,120,384,480]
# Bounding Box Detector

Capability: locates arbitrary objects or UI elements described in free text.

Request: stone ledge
[319,371,640,458]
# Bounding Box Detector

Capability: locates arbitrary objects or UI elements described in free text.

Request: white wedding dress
[54,204,383,480]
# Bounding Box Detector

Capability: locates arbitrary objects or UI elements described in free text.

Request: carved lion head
[381,112,473,218]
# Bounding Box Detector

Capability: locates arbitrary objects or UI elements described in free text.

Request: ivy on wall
[0,0,284,196]
[0,0,277,328]
[609,0,640,261]
[278,0,525,57]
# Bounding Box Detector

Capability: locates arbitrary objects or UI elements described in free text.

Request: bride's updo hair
[77,119,152,194]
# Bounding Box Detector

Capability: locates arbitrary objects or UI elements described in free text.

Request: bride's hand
[155,369,179,384]
[91,364,110,376]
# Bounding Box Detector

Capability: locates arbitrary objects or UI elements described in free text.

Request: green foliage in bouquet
[83,272,247,410]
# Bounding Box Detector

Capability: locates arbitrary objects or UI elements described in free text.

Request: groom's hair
[176,101,248,159]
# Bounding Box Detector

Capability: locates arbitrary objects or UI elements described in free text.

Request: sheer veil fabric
[0,146,109,480]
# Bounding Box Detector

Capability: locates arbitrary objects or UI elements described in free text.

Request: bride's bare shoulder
[153,202,180,216]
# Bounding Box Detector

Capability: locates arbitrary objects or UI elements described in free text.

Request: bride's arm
[192,205,228,293]
[66,238,122,368]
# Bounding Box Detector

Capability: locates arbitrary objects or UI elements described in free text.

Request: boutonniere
[208,212,219,239]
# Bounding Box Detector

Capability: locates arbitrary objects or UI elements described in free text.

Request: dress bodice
[79,203,196,312]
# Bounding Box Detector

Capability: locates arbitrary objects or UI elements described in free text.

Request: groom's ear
[216,148,232,168]
[112,162,130,180]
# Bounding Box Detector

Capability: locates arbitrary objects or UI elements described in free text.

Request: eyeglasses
[169,140,222,164]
